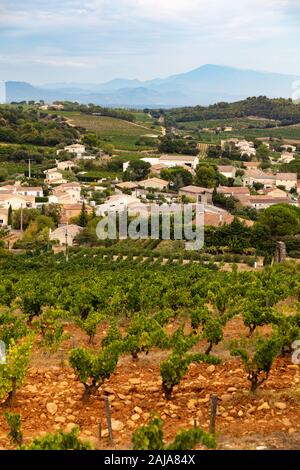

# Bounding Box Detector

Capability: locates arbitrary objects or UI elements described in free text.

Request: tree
[123,160,151,181]
[123,314,169,360]
[160,351,220,400]
[195,165,226,188]
[0,335,34,406]
[255,204,300,237]
[202,318,224,355]
[4,412,23,446]
[132,415,216,450]
[75,311,104,344]
[230,335,282,392]
[160,167,193,190]
[79,201,88,227]
[7,205,12,226]
[69,342,120,400]
[242,301,279,336]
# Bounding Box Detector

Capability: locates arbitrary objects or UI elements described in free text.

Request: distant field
[59,112,159,151]
[177,117,278,131]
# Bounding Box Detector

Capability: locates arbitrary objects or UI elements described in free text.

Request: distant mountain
[5,65,300,108]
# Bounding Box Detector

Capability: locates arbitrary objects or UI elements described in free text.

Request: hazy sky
[0,0,299,84]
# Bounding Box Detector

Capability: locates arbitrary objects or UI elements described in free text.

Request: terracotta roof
[276,173,297,181]
[217,186,250,195]
[242,162,261,168]
[180,185,214,194]
[250,196,292,204]
[138,177,169,188]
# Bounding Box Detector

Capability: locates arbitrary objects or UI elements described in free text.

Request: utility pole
[65,223,69,262]
[28,159,32,179]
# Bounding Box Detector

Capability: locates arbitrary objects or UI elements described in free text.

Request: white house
[96,194,147,216]
[217,165,236,179]
[17,187,43,198]
[56,160,77,171]
[179,186,213,204]
[44,168,67,185]
[158,155,199,170]
[138,177,169,191]
[249,196,295,210]
[57,144,86,158]
[0,194,35,210]
[275,173,298,191]
[243,170,276,188]
[281,144,297,153]
[279,152,295,164]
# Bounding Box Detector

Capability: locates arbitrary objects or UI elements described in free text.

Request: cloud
[1,0,300,81]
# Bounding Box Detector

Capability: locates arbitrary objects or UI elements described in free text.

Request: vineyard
[0,250,300,450]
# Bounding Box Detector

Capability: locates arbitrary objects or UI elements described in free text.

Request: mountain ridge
[5,64,300,108]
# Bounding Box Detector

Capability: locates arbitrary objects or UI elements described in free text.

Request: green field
[59,112,160,151]
[179,121,300,143]
[177,117,278,131]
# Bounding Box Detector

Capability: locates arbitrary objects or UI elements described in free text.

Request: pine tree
[7,205,12,226]
[79,201,88,227]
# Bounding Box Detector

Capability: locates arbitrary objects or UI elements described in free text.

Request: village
[0,136,299,251]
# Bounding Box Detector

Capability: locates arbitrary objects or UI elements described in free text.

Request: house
[57,144,86,158]
[264,188,288,198]
[150,163,168,175]
[281,144,297,153]
[0,185,16,194]
[56,160,77,171]
[217,165,236,179]
[138,177,169,191]
[0,208,8,226]
[249,196,294,210]
[44,168,67,185]
[17,186,43,198]
[216,186,250,205]
[49,191,75,205]
[60,203,93,224]
[51,182,82,203]
[179,186,213,204]
[50,224,82,246]
[193,204,234,227]
[275,173,297,191]
[223,126,233,132]
[242,161,261,170]
[0,194,35,210]
[279,152,295,164]
[243,170,276,188]
[158,155,199,170]
[96,194,142,216]
[235,140,256,157]
[115,182,139,194]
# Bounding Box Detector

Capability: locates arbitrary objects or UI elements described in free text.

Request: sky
[0,0,300,84]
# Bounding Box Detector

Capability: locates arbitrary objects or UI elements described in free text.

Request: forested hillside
[163,97,300,126]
